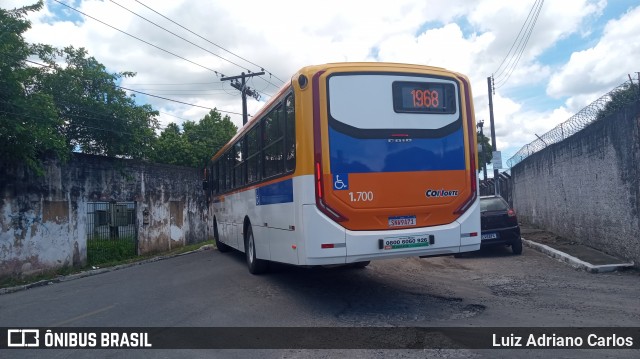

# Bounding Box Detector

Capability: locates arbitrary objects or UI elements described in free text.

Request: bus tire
[214,219,230,253]
[245,224,268,274]
[511,237,523,255]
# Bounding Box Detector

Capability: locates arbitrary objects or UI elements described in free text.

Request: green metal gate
[87,202,137,265]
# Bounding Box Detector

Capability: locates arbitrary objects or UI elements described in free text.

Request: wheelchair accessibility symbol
[333,174,349,190]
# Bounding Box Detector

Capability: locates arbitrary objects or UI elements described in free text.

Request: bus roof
[206,62,465,164]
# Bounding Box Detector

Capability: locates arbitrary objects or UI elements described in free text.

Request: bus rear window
[392,81,456,114]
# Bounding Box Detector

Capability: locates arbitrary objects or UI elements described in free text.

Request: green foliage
[87,237,137,265]
[151,122,194,166]
[33,45,159,159]
[1,3,237,171]
[1,1,160,173]
[0,1,67,173]
[151,109,237,168]
[596,82,640,121]
[477,131,493,170]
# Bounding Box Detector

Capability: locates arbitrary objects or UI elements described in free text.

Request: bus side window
[263,105,285,178]
[246,126,260,184]
[234,139,245,188]
[218,157,225,193]
[225,151,233,192]
[285,94,295,172]
[212,162,219,194]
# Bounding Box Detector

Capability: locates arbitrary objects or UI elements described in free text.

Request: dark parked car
[479,195,522,255]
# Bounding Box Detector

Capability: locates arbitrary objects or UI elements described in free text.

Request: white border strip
[522,238,634,273]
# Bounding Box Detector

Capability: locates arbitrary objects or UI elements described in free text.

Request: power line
[133,0,286,85]
[492,0,540,79]
[118,85,244,116]
[494,0,543,88]
[124,81,221,86]
[50,0,221,75]
[0,108,147,138]
[1,99,236,138]
[44,2,264,115]
[112,0,281,94]
[109,0,250,73]
[23,59,245,116]
[158,111,190,122]
[221,71,264,125]
[492,0,544,88]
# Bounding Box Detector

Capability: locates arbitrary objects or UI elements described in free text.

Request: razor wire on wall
[507,81,639,168]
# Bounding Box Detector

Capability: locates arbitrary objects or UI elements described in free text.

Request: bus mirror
[202,181,209,191]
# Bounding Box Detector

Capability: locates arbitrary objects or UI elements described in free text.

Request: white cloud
[548,4,640,109]
[3,0,636,165]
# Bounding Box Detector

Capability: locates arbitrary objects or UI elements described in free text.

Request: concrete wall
[511,102,640,264]
[0,154,209,278]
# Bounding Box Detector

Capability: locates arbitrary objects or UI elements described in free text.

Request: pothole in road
[449,304,487,320]
[336,291,486,325]
[485,277,536,297]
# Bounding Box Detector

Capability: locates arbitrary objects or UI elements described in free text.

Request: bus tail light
[314,160,346,222]
[313,70,347,223]
[315,162,323,198]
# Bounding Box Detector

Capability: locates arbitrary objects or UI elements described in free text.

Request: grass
[0,266,77,289]
[0,239,215,290]
[87,237,138,266]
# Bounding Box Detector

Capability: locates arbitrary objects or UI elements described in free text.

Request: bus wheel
[214,219,230,253]
[245,224,268,274]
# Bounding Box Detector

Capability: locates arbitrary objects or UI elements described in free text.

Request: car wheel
[511,237,523,255]
[245,224,268,274]
[213,219,230,253]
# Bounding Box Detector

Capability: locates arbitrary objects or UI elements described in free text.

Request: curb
[0,245,214,296]
[522,238,635,273]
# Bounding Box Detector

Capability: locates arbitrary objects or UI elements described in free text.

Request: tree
[1,1,160,174]
[477,132,493,172]
[151,123,193,166]
[596,82,640,121]
[33,45,159,159]
[151,109,237,168]
[0,1,67,173]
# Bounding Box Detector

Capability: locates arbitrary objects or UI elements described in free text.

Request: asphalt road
[1,245,639,358]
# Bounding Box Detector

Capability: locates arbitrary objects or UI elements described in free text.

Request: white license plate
[388,216,416,227]
[382,235,430,250]
[482,232,498,240]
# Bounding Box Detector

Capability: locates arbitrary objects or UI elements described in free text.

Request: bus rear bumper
[301,204,480,265]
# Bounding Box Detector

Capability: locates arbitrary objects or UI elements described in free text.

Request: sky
[3,0,639,172]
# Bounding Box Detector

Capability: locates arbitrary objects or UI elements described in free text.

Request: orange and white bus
[203,62,480,274]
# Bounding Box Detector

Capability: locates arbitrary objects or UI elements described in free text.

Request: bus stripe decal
[255,179,294,206]
[329,127,465,173]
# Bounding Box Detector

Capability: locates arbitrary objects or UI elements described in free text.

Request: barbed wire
[506,81,638,168]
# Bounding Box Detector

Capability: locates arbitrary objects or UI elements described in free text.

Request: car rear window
[480,197,509,211]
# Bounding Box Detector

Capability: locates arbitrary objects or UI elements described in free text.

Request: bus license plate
[382,235,430,250]
[481,232,498,240]
[388,216,416,227]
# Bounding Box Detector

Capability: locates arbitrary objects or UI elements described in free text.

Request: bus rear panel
[302,63,479,265]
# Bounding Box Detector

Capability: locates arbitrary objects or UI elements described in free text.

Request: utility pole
[221,71,265,125]
[487,76,499,196]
